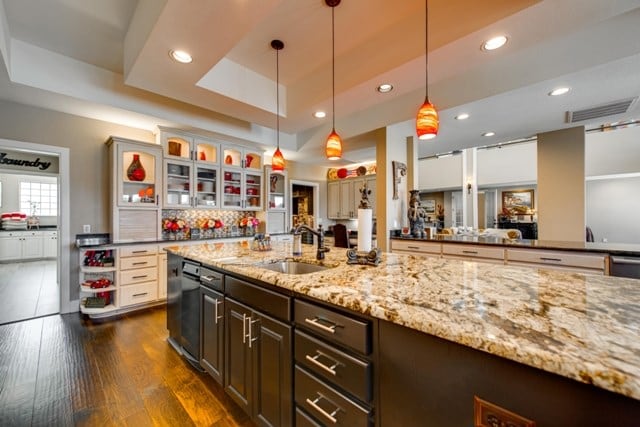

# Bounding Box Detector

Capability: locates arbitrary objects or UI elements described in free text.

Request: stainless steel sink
[257,260,332,275]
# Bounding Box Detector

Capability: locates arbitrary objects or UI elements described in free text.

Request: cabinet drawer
[120,266,158,285]
[120,282,158,307]
[295,300,370,355]
[295,366,372,427]
[120,254,157,270]
[391,240,441,255]
[120,245,158,257]
[295,330,371,403]
[506,249,606,271]
[442,244,505,260]
[225,276,290,322]
[296,407,323,427]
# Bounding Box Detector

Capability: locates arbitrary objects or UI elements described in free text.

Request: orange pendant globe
[416,99,439,140]
[325,128,342,160]
[271,147,285,173]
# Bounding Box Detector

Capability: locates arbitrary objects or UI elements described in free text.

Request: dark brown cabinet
[200,286,224,384]
[224,278,292,427]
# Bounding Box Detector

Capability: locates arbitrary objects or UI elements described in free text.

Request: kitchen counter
[392,234,640,256]
[166,241,640,402]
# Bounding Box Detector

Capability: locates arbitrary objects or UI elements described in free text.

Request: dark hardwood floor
[0,306,254,427]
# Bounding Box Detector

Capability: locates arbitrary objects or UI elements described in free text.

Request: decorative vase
[127,154,146,181]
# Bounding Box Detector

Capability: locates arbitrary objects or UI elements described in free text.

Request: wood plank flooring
[0,260,59,325]
[0,306,254,427]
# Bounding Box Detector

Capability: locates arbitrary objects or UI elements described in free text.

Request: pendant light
[270,39,286,174]
[416,0,439,140]
[325,0,342,160]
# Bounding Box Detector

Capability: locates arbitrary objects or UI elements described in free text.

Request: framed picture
[423,199,436,214]
[502,189,534,213]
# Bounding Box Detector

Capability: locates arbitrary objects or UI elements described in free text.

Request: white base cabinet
[0,230,57,262]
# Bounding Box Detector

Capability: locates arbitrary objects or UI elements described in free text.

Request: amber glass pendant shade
[325,129,343,160]
[271,147,285,174]
[416,98,439,140]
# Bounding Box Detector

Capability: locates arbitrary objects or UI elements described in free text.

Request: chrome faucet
[293,224,329,260]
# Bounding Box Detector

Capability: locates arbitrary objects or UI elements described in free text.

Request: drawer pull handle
[305,351,340,376]
[132,292,148,297]
[540,257,562,262]
[201,275,221,284]
[407,246,420,250]
[132,262,148,266]
[462,250,478,255]
[306,394,340,424]
[305,317,337,334]
[131,250,148,254]
[132,275,148,279]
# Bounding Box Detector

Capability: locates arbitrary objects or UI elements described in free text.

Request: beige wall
[0,99,154,303]
[537,126,585,241]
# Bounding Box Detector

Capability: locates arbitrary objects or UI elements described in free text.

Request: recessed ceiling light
[377,83,393,93]
[169,50,193,64]
[549,87,571,96]
[481,35,508,51]
[482,132,495,137]
[313,111,326,119]
[455,113,470,120]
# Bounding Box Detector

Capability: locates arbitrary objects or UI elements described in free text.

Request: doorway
[0,139,71,324]
[290,180,319,244]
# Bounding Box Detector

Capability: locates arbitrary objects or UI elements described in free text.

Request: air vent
[566,97,637,123]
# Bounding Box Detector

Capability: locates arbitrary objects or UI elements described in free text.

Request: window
[19,181,58,216]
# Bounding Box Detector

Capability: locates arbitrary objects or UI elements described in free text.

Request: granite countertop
[392,235,640,256]
[166,241,640,401]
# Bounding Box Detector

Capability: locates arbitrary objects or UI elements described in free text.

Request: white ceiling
[1,0,640,166]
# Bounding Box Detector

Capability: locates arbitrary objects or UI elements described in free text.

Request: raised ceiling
[1,0,639,165]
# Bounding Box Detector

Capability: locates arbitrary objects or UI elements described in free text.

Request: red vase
[127,154,146,181]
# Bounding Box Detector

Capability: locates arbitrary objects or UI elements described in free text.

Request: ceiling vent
[566,97,637,123]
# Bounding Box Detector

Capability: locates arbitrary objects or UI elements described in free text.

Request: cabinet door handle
[132,292,148,297]
[248,318,259,348]
[306,394,340,424]
[305,351,341,376]
[540,257,562,263]
[214,299,223,323]
[305,317,337,334]
[242,313,248,344]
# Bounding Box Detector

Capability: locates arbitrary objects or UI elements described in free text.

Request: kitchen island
[167,240,640,426]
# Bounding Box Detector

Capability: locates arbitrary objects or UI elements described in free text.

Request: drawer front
[120,254,157,270]
[295,330,371,403]
[295,366,372,427]
[391,240,441,255]
[507,249,606,270]
[200,266,224,292]
[120,282,158,307]
[296,407,323,427]
[295,299,370,355]
[120,245,158,258]
[442,244,505,260]
[120,266,158,285]
[225,276,290,322]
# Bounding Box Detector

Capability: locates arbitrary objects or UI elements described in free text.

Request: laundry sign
[0,149,59,173]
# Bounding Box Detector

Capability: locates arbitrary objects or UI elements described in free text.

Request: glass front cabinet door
[222,169,262,210]
[221,145,262,171]
[266,167,287,211]
[159,129,220,166]
[114,140,162,208]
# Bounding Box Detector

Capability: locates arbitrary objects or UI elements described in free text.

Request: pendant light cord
[276,47,280,149]
[332,5,336,130]
[425,0,429,102]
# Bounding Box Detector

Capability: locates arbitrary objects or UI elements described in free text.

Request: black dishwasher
[167,257,203,370]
